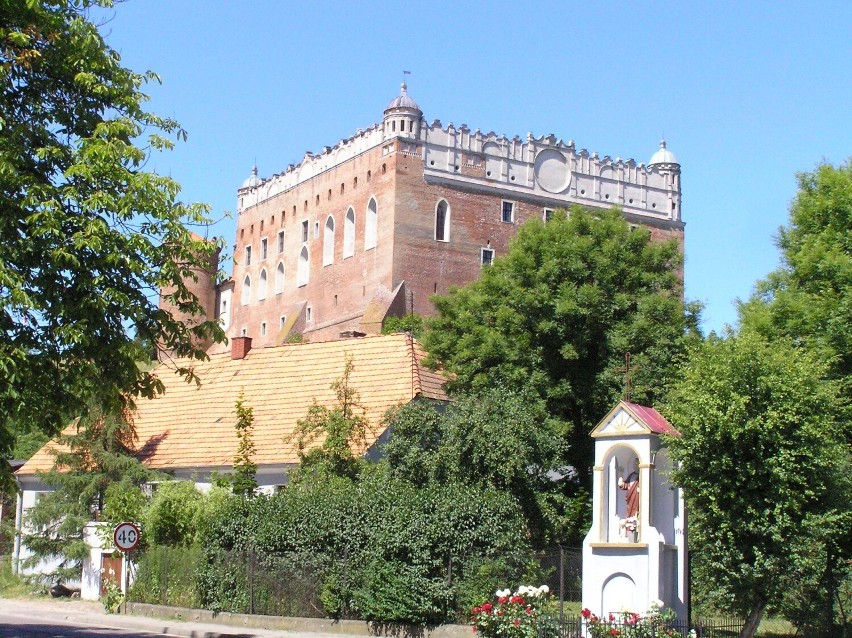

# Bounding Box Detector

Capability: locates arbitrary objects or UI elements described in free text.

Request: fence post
[163,546,169,606]
[559,545,565,625]
[248,548,255,615]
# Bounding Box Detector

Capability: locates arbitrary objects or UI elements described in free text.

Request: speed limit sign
[113,522,140,552]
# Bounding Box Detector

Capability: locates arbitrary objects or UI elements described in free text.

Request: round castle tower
[383,82,422,140]
[157,233,220,360]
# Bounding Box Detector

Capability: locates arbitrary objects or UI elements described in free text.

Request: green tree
[739,161,852,385]
[22,405,154,581]
[0,0,225,488]
[382,387,585,545]
[287,357,372,480]
[231,393,258,496]
[664,330,850,638]
[424,207,699,483]
[144,480,205,547]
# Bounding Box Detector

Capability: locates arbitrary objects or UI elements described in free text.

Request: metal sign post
[112,522,140,612]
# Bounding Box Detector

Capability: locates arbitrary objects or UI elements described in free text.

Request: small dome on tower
[649,139,678,166]
[241,165,262,189]
[385,82,421,112]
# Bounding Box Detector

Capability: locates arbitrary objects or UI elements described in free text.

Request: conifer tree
[23,405,153,581]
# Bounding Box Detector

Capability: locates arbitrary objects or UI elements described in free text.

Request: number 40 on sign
[113,522,140,552]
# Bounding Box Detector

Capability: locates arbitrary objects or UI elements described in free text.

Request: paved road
[0,611,184,637]
[0,599,284,638]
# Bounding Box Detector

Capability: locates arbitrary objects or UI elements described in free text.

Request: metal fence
[552,615,745,638]
[128,545,584,620]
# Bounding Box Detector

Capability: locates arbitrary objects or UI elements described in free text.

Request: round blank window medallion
[534,149,571,193]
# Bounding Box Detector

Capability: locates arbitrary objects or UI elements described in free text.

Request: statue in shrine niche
[619,457,640,519]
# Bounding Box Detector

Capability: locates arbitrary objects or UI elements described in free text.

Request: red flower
[482,603,493,612]
[472,607,481,614]
[511,595,525,605]
[581,608,592,619]
[513,620,521,627]
[610,629,620,636]
[498,596,509,604]
[525,607,532,615]
[609,613,615,622]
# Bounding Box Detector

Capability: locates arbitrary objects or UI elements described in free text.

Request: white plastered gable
[591,402,652,438]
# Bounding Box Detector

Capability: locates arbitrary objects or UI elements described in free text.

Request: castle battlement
[238,92,680,224]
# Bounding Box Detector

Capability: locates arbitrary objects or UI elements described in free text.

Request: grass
[0,557,37,598]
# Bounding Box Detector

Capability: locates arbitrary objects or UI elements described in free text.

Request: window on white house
[435,199,450,242]
[258,268,268,300]
[543,208,554,222]
[297,246,309,286]
[241,275,251,305]
[260,322,267,336]
[323,216,335,266]
[244,245,252,266]
[301,220,309,243]
[501,201,515,224]
[365,197,378,250]
[261,237,268,260]
[275,262,285,294]
[481,248,495,266]
[277,230,285,253]
[343,207,355,258]
[313,221,319,239]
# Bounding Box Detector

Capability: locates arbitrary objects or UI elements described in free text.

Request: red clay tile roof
[17,334,448,476]
[623,401,680,436]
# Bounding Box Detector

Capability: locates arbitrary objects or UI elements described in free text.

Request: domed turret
[383,82,422,140]
[648,139,678,167]
[241,164,262,189]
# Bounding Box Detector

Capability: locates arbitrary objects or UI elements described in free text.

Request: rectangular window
[501,200,515,224]
[301,220,309,243]
[543,208,554,222]
[260,322,267,336]
[244,245,252,266]
[313,221,320,238]
[277,230,285,253]
[481,248,495,266]
[306,306,312,322]
[240,327,247,337]
[260,238,268,260]
[280,315,287,328]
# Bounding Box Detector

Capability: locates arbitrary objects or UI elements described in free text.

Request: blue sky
[97,1,851,334]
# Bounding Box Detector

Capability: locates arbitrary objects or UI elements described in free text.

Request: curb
[123,602,472,638]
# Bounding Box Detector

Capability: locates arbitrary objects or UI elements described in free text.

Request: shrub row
[195,472,538,625]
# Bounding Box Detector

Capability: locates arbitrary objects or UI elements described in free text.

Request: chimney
[231,336,252,360]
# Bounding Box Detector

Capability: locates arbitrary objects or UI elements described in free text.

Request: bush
[144,481,204,547]
[197,473,533,623]
[130,544,202,608]
[351,559,451,625]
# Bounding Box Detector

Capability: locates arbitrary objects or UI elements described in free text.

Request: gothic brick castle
[162,84,683,352]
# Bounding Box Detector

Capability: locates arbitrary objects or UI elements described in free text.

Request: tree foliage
[0,0,225,486]
[22,405,154,581]
[287,357,372,480]
[664,330,850,637]
[231,392,258,496]
[424,207,699,482]
[382,388,586,545]
[739,161,852,385]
